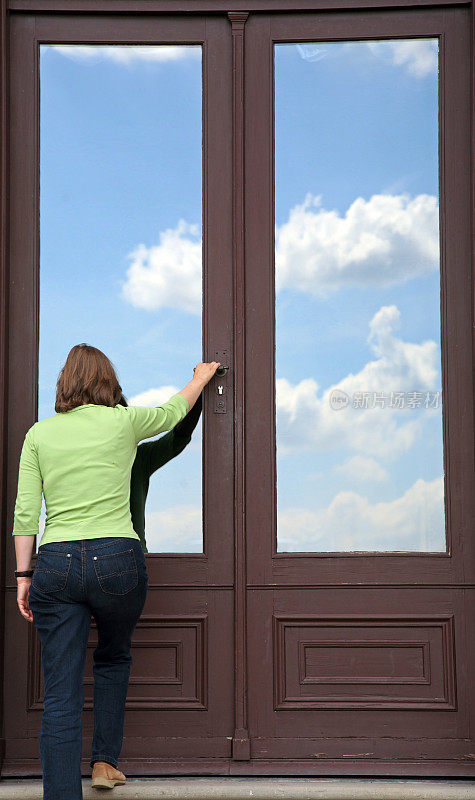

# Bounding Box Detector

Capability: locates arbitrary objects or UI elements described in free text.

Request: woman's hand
[179,362,221,412]
[17,578,33,622]
[193,361,221,386]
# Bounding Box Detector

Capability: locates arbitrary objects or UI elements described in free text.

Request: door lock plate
[214,350,228,413]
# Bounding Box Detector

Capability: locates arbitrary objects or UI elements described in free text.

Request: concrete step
[0,777,474,799]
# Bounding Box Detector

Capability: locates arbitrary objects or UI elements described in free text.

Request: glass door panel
[39,44,203,553]
[274,39,444,553]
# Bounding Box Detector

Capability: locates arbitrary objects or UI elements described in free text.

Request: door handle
[214,364,229,413]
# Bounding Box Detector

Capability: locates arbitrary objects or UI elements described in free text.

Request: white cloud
[121,192,439,313]
[145,505,202,552]
[276,304,440,459]
[278,475,445,552]
[333,455,389,483]
[295,44,329,63]
[296,39,438,78]
[48,44,201,65]
[140,475,445,554]
[365,39,438,78]
[128,385,181,407]
[275,192,439,297]
[121,219,202,314]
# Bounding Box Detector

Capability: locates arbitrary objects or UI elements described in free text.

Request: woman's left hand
[17,578,33,622]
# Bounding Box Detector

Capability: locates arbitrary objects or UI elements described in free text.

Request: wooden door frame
[0,0,474,779]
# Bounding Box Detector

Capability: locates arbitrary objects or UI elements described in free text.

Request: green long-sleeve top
[12,393,190,546]
[130,393,202,553]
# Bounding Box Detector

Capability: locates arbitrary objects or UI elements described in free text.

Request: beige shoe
[91,760,126,789]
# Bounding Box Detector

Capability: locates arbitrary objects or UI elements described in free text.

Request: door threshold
[0,777,474,799]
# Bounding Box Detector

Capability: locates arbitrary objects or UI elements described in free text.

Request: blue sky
[38,38,443,553]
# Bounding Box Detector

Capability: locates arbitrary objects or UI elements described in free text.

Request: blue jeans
[28,536,148,800]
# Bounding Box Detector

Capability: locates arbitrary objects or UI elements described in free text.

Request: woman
[122,390,203,554]
[13,344,219,799]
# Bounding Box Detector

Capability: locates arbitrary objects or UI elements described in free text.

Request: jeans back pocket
[93,548,138,595]
[32,549,72,594]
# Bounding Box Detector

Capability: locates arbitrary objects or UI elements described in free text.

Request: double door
[2,4,474,777]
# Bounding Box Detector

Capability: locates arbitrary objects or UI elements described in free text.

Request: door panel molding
[272,613,457,711]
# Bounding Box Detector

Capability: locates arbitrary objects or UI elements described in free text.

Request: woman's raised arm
[177,361,220,411]
[125,361,220,444]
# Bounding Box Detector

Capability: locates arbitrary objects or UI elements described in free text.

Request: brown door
[4,12,237,775]
[244,8,475,776]
[2,2,474,780]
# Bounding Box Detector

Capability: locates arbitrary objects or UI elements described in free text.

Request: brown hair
[55,344,123,413]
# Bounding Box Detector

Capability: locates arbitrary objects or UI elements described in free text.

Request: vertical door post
[228,9,250,761]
